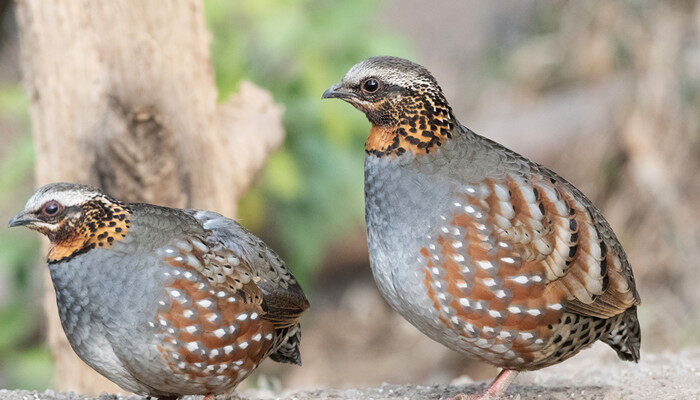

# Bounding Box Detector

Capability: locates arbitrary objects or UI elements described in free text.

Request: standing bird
[9,183,309,399]
[322,56,640,399]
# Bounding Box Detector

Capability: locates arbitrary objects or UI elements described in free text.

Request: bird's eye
[362,78,380,93]
[41,201,63,217]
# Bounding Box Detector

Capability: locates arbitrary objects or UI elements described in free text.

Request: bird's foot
[450,369,519,400]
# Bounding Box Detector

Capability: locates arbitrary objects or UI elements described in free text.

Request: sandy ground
[1,348,697,400]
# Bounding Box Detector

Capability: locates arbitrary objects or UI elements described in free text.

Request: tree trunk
[15,0,284,395]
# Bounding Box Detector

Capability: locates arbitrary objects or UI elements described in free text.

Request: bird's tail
[602,306,641,362]
[269,324,303,365]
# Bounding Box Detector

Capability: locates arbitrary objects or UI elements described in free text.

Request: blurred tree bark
[15,0,284,395]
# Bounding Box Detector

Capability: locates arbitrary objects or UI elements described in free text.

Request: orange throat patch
[47,201,131,263]
[365,125,397,155]
[365,122,453,157]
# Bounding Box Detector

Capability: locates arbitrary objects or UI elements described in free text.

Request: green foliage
[205,0,412,284]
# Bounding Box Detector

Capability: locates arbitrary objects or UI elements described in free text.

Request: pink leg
[452,369,519,400]
[203,395,214,400]
[482,369,518,398]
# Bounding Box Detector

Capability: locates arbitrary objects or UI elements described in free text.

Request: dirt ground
[1,348,697,400]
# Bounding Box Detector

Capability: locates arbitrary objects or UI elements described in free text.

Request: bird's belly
[366,228,506,364]
[365,196,561,369]
[52,278,156,395]
[50,254,176,395]
[368,241,465,342]
[367,227,536,368]
[367,234,440,328]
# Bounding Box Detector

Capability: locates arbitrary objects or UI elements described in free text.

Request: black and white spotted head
[323,56,456,157]
[9,182,131,262]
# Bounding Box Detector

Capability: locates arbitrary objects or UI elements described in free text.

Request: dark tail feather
[602,306,641,362]
[270,324,302,366]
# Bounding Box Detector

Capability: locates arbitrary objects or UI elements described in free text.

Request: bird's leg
[451,369,519,400]
[482,369,518,398]
[203,396,214,400]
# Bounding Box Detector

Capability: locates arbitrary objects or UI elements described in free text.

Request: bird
[9,183,309,399]
[322,56,641,399]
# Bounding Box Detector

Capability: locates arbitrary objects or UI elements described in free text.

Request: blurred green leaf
[264,150,301,201]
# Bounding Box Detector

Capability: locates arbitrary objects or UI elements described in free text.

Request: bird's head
[322,56,456,157]
[9,183,131,263]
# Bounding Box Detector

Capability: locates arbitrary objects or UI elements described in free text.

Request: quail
[323,56,641,399]
[9,183,309,399]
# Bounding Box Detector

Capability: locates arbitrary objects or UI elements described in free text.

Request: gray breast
[363,147,459,318]
[48,236,173,395]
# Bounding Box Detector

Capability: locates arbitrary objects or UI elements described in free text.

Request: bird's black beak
[8,211,37,228]
[321,83,354,100]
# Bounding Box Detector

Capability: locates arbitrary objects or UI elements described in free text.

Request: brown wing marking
[541,177,638,318]
[153,236,276,386]
[418,174,639,366]
[419,179,567,365]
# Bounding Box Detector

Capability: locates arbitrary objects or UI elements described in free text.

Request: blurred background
[0,0,698,393]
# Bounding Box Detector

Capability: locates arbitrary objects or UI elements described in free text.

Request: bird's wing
[184,210,309,329]
[149,227,278,383]
[417,167,641,364]
[529,169,641,318]
[420,170,639,334]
